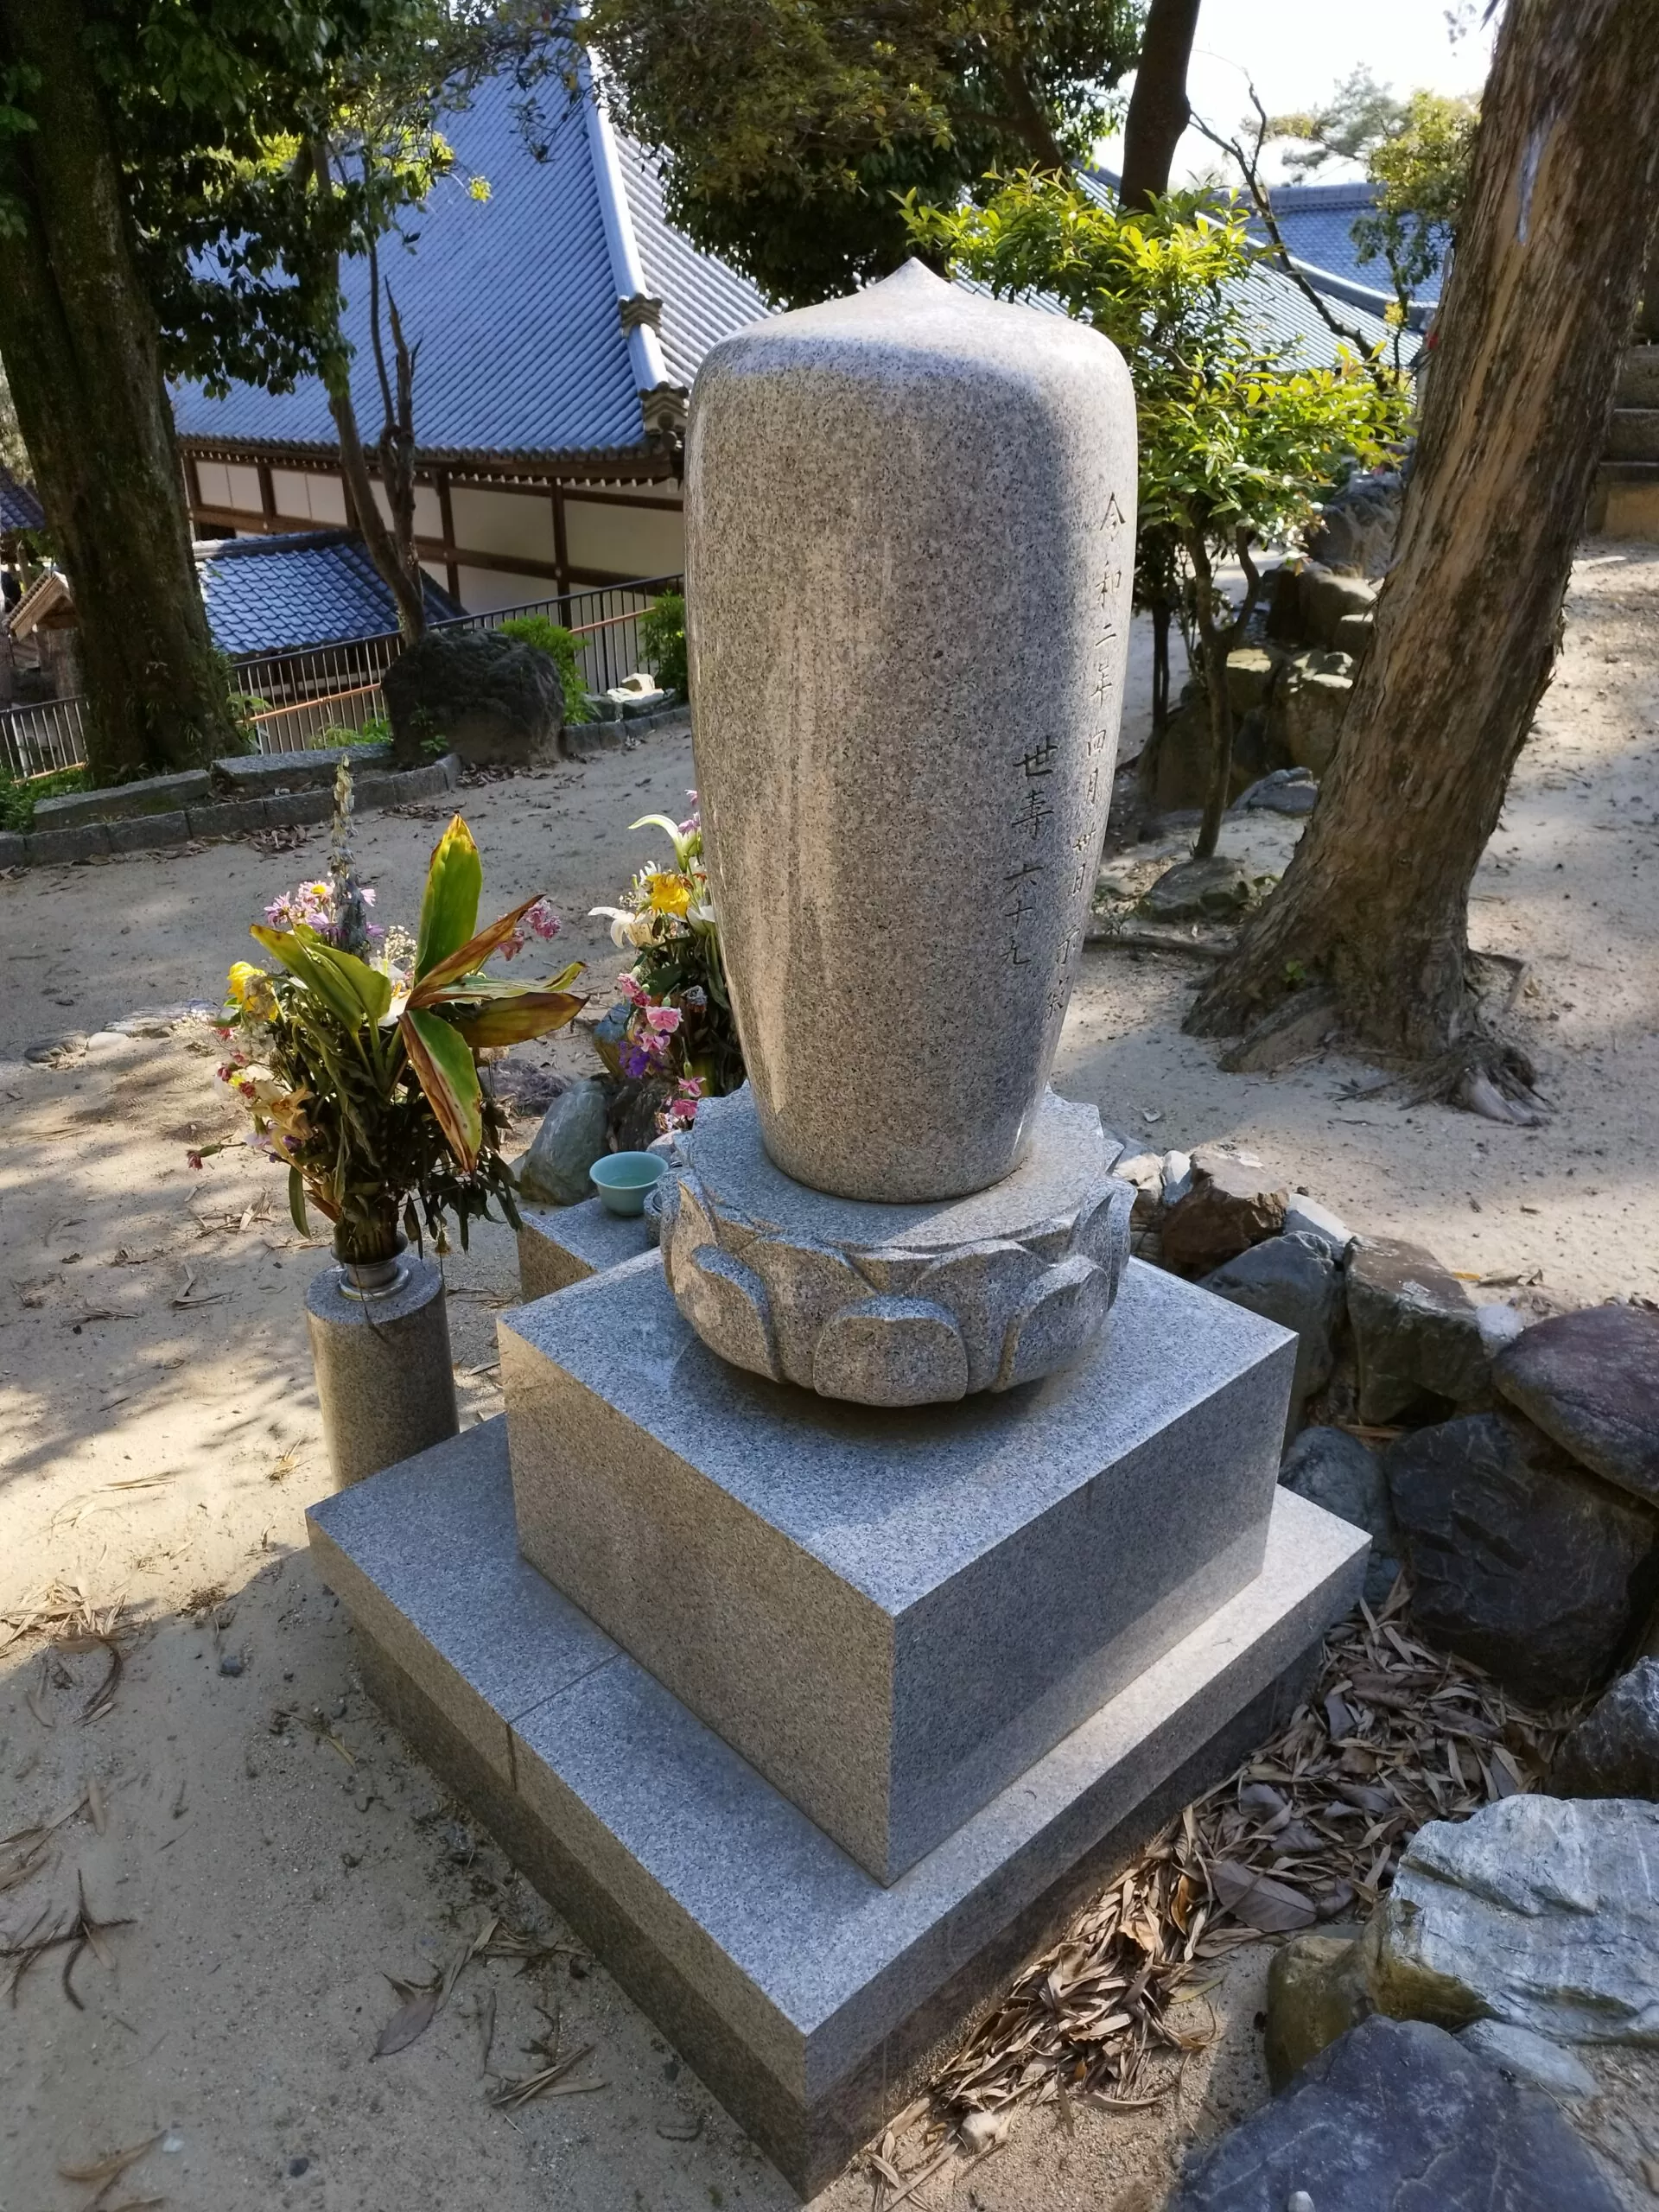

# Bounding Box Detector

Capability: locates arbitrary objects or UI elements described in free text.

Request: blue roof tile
[175,74,647,460]
[0,468,44,534]
[196,530,461,657]
[1264,181,1444,308]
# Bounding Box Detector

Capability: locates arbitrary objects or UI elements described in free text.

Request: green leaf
[304,942,393,1024]
[251,925,366,1032]
[415,815,483,980]
[289,1165,309,1239]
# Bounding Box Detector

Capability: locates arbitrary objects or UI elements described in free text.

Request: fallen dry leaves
[903,1587,1578,2192]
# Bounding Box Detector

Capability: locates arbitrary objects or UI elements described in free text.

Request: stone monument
[308,262,1368,2195]
[665,259,1139,1404]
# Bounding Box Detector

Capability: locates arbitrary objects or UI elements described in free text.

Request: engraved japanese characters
[672,258,1138,1402]
[685,259,1136,1205]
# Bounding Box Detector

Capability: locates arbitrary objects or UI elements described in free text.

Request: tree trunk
[1189,0,1659,1069]
[1187,533,1236,861]
[315,150,428,645]
[1119,0,1202,211]
[0,0,235,784]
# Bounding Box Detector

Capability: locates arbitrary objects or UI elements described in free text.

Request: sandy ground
[2,543,1656,2212]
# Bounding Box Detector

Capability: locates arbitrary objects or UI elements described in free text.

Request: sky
[1097,0,1497,186]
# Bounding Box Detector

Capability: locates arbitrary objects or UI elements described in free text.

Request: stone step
[1605,407,1659,462]
[500,1249,1299,1885]
[307,1419,1366,2196]
[1587,458,1659,539]
[1614,345,1659,407]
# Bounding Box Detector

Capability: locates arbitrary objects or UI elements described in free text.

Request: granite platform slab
[308,1421,1364,2193]
[503,1253,1296,1882]
[517,1195,656,1301]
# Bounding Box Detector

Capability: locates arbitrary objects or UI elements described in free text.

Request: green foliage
[0,762,86,833]
[1265,67,1410,181]
[0,353,28,480]
[218,792,586,1262]
[638,591,687,700]
[499,613,596,722]
[911,172,1412,855]
[0,3,562,400]
[909,175,1411,560]
[1265,72,1478,323]
[583,0,1143,306]
[1354,92,1479,309]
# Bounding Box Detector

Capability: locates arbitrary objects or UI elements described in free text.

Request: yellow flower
[227,961,276,1017]
[645,871,692,918]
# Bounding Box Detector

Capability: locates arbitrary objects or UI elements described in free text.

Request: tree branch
[1191,87,1395,393]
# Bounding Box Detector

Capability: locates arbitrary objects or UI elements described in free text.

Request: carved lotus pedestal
[662,1087,1134,1406]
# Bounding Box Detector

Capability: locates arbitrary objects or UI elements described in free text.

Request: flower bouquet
[590,794,742,1135]
[215,784,586,1270]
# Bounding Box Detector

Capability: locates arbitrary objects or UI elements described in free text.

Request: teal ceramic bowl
[590,1150,667,1217]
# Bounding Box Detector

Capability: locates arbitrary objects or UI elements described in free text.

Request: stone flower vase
[685,258,1136,1203]
[304,1228,459,1490]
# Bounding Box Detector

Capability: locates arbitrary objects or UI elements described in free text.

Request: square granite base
[517,1197,656,1300]
[308,1420,1365,2196]
[503,1254,1298,1882]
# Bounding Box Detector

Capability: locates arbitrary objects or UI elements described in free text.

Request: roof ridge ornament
[639,384,689,442]
[619,293,664,334]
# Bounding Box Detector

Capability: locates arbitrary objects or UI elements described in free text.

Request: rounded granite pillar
[685,257,1136,1203]
[305,1253,459,1489]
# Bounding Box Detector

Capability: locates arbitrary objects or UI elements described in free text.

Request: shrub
[0,763,88,833]
[498,614,596,722]
[638,591,687,699]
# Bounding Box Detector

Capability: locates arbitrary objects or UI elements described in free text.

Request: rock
[1476,1301,1526,1354]
[1268,651,1354,778]
[1219,988,1338,1073]
[1167,2015,1621,2212]
[518,1077,612,1205]
[1140,855,1257,923]
[1283,1193,1353,1258]
[1550,1658,1659,1798]
[1306,467,1405,580]
[1264,1925,1371,2090]
[382,629,566,768]
[1143,694,1216,810]
[1492,1304,1659,1509]
[1161,1149,1194,1207]
[1161,1149,1288,1274]
[1457,2021,1598,2103]
[1204,1235,1344,1432]
[608,1073,677,1154]
[1383,1412,1659,1701]
[1346,1236,1489,1421]
[1371,1796,1659,2045]
[218,1652,245,1677]
[1334,610,1375,657]
[1113,1149,1166,1226]
[1281,1426,1399,1605]
[1236,766,1318,816]
[1298,562,1378,645]
[688,258,1135,1204]
[1225,645,1281,712]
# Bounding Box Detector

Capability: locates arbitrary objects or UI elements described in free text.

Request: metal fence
[0,694,90,781]
[0,574,683,779]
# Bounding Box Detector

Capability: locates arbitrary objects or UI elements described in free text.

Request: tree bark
[1118,0,1202,210]
[1189,0,1659,1067]
[0,0,235,783]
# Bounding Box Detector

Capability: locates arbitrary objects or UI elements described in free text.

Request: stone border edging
[0,753,462,870]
